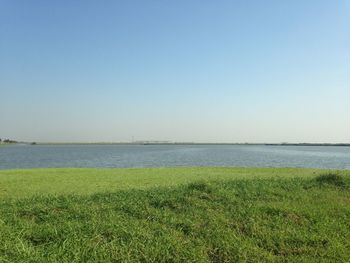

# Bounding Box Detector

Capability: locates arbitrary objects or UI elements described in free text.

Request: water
[0,144,349,170]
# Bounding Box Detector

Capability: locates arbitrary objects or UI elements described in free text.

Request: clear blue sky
[1,0,349,143]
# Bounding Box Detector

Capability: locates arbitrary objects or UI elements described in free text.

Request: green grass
[0,167,323,199]
[0,167,349,262]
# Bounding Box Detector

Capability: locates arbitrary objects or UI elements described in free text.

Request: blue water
[0,144,349,169]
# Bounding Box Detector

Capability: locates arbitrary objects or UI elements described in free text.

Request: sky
[1,0,350,143]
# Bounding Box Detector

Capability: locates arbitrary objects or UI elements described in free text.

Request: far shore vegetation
[0,138,18,144]
[1,138,350,147]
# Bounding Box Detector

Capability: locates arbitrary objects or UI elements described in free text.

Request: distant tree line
[0,138,18,144]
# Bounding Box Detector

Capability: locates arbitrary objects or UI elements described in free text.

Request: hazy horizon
[1,1,350,143]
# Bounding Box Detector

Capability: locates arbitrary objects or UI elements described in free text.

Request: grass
[0,167,323,199]
[0,167,349,262]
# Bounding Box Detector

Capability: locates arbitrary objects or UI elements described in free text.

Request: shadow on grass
[315,172,347,188]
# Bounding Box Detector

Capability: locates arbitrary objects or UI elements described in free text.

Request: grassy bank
[0,167,324,199]
[0,168,349,262]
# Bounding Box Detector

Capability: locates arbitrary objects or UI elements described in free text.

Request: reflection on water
[0,144,349,169]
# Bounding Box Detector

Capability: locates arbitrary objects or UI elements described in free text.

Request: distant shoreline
[10,142,350,147]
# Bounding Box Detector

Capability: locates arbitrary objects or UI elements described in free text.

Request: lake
[0,144,349,170]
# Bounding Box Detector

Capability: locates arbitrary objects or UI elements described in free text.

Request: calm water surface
[0,144,349,170]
